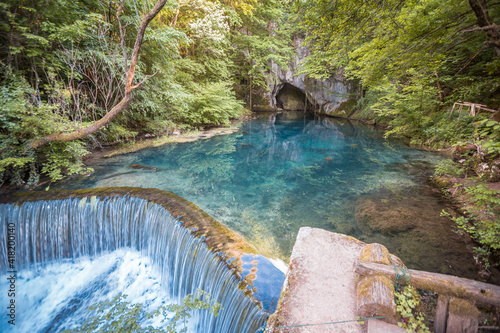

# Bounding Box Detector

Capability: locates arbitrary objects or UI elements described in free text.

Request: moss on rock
[356,198,419,234]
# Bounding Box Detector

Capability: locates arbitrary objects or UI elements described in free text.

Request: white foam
[0,249,198,332]
[268,258,288,274]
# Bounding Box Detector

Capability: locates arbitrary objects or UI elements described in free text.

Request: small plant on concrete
[395,285,430,333]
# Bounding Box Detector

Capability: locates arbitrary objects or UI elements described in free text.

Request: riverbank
[85,126,241,161]
[325,112,500,282]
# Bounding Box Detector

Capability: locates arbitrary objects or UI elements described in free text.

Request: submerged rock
[355,198,419,233]
[354,186,483,280]
[129,164,157,172]
[383,160,433,176]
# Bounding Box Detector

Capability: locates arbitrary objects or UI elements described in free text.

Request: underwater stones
[383,160,433,176]
[129,164,157,172]
[352,185,484,279]
[355,198,419,234]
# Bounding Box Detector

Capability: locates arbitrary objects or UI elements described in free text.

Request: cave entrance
[276,83,310,111]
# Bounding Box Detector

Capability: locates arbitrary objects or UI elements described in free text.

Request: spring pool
[56,112,477,279]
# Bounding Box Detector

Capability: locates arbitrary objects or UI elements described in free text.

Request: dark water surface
[56,112,478,279]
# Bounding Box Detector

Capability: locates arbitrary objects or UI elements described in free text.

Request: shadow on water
[55,111,485,281]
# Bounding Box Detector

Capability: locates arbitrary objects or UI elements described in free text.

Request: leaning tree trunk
[468,0,500,57]
[31,0,170,148]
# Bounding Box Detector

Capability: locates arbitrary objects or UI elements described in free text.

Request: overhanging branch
[31,0,170,149]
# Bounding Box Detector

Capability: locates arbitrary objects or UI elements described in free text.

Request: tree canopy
[293,0,499,142]
[0,0,292,186]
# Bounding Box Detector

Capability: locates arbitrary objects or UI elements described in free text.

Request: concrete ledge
[268,227,366,332]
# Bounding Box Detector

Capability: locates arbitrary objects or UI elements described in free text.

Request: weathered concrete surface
[268,227,366,332]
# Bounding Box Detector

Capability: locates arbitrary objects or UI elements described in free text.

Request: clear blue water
[56,112,478,279]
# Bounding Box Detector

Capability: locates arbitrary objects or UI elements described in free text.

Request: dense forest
[0,0,293,185]
[0,0,499,185]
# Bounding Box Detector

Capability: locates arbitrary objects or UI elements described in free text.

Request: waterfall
[0,196,267,332]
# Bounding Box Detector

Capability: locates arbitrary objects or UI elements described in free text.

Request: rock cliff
[259,35,360,117]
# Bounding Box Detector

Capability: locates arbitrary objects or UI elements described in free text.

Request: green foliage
[475,119,500,156]
[183,82,243,127]
[395,285,430,333]
[0,67,94,185]
[423,114,476,147]
[442,181,500,268]
[39,141,92,181]
[64,289,221,333]
[230,0,294,103]
[0,157,33,172]
[292,0,500,147]
[434,160,463,177]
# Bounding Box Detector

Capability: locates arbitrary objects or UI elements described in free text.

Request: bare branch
[452,45,487,78]
[130,70,159,90]
[462,23,499,34]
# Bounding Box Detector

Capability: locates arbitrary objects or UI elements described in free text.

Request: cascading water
[0,196,267,332]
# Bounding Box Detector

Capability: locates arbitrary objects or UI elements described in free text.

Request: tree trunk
[31,0,170,148]
[172,6,180,27]
[435,70,444,103]
[357,274,398,324]
[356,260,500,307]
[468,0,500,57]
[249,76,253,111]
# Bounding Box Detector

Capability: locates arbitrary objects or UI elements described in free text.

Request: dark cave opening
[276,83,311,111]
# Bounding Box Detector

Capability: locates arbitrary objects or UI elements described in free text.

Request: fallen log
[357,243,400,324]
[356,260,500,307]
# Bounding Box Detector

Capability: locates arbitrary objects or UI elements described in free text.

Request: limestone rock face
[476,161,500,182]
[268,35,360,116]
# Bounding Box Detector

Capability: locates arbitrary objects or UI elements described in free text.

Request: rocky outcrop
[452,143,500,182]
[264,35,360,116]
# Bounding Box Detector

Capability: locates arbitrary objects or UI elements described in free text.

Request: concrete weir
[267,227,404,333]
